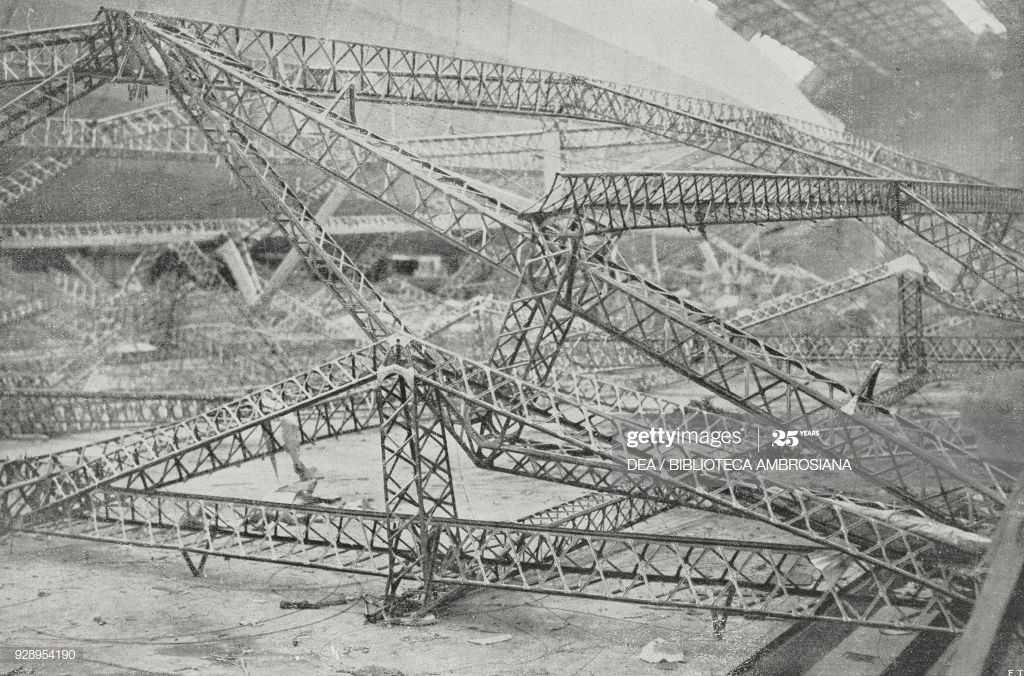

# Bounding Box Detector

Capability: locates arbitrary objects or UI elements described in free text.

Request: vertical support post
[375,342,457,611]
[897,274,925,375]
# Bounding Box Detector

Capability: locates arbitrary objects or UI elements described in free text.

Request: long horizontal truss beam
[0,214,443,248]
[529,172,1024,305]
[12,105,702,173]
[765,335,1024,366]
[570,334,1024,373]
[0,22,121,85]
[530,172,1022,232]
[0,389,234,437]
[727,255,920,327]
[18,486,968,633]
[0,368,379,493]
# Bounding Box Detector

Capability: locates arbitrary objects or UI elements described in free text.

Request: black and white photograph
[0,0,1021,673]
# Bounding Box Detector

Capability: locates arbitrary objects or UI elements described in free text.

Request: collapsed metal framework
[1,11,1022,668]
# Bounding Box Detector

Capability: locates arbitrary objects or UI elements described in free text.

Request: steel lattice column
[897,275,926,375]
[375,349,459,609]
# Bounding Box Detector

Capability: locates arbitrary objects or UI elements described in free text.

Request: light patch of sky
[513,0,835,125]
[942,0,1006,34]
[749,33,816,83]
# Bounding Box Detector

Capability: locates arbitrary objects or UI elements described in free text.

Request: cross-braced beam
[0,389,234,437]
[0,151,79,208]
[18,486,971,632]
[530,172,1024,306]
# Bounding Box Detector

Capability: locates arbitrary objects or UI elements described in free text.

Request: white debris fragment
[468,634,513,646]
[639,638,687,663]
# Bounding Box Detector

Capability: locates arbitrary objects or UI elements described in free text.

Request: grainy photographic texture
[1,1,1022,674]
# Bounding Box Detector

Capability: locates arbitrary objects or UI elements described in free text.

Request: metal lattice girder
[528,173,1022,232]
[0,215,437,249]
[376,363,458,519]
[0,298,47,327]
[565,255,1024,371]
[0,22,116,86]
[13,102,209,156]
[0,16,137,147]
[132,15,1013,527]
[600,82,984,185]
[142,30,409,343]
[0,389,234,438]
[0,151,79,208]
[761,334,1024,367]
[13,108,692,172]
[729,256,921,327]
[530,172,1024,304]
[920,277,1024,325]
[893,206,1024,305]
[574,334,1024,371]
[516,491,676,531]
[376,361,459,602]
[20,487,971,633]
[897,276,926,375]
[0,343,382,526]
[148,12,993,186]
[125,29,839,524]
[874,372,933,408]
[47,268,101,306]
